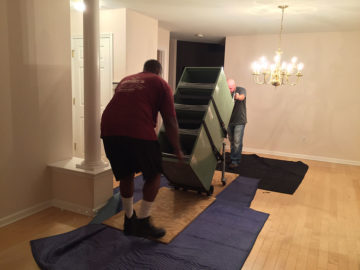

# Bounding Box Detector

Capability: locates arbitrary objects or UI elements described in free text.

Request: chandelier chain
[278,5,287,50]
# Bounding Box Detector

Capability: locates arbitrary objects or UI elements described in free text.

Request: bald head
[227,79,236,93]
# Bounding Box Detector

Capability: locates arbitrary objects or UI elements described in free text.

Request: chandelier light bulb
[274,54,281,63]
[251,62,259,73]
[291,57,297,63]
[286,64,293,72]
[297,63,304,71]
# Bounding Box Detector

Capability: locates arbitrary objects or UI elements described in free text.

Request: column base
[49,157,113,216]
[76,159,109,171]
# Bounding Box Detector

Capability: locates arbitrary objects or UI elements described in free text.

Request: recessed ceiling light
[195,33,204,38]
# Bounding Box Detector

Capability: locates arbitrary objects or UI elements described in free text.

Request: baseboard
[0,201,52,228]
[51,199,107,217]
[0,199,109,228]
[243,147,360,166]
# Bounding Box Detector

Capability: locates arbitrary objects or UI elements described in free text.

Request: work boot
[123,210,137,236]
[228,163,239,169]
[136,216,166,239]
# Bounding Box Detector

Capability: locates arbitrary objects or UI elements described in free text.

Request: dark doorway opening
[176,41,225,86]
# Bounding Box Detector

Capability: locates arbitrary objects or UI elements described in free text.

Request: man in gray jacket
[227,78,247,168]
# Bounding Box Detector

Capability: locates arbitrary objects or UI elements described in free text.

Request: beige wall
[70,9,83,35]
[168,38,177,91]
[0,0,73,219]
[158,27,170,82]
[71,8,158,81]
[100,9,126,82]
[71,9,126,82]
[125,9,158,75]
[155,27,171,134]
[225,31,360,163]
[0,0,13,219]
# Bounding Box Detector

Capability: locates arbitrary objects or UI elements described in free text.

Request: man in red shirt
[101,59,183,238]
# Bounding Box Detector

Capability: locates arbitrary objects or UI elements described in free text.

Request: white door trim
[71,33,114,157]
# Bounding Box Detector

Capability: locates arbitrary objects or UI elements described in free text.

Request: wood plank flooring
[0,155,359,270]
[242,156,360,270]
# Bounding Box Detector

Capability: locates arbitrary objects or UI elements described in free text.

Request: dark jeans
[227,124,245,164]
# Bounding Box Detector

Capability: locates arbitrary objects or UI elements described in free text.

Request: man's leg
[119,174,137,236]
[137,173,161,219]
[228,124,236,164]
[141,173,161,208]
[238,125,245,160]
[233,124,245,163]
[119,173,135,218]
[136,173,165,238]
[102,136,138,235]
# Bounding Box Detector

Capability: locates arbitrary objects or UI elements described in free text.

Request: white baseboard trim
[0,199,109,228]
[0,200,52,228]
[51,199,99,217]
[243,147,360,166]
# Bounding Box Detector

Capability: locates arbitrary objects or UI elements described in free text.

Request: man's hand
[174,149,184,162]
[234,93,245,101]
[162,115,184,162]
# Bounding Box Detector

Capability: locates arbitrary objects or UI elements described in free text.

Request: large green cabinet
[158,67,233,194]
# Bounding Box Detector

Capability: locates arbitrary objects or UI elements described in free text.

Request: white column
[77,0,107,170]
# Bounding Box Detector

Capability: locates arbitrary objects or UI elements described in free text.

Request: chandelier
[251,5,304,87]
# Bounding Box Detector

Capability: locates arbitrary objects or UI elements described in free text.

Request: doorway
[71,33,113,157]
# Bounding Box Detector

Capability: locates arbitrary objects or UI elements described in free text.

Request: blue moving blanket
[31,176,269,270]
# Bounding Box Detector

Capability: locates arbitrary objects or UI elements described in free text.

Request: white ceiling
[100,0,360,43]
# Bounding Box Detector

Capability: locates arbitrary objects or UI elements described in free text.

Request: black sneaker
[228,163,239,169]
[124,210,137,236]
[136,216,166,239]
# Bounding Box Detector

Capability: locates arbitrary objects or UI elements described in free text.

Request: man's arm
[162,115,184,161]
[234,93,246,100]
[158,79,183,161]
[234,88,246,101]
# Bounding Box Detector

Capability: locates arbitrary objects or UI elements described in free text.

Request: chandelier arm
[264,73,269,84]
[253,74,264,85]
[288,75,300,86]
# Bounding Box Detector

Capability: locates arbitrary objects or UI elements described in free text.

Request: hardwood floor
[0,155,359,270]
[242,155,360,270]
[0,207,92,269]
